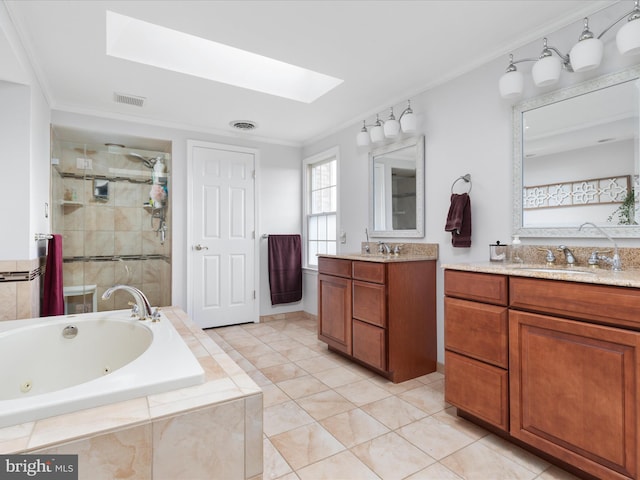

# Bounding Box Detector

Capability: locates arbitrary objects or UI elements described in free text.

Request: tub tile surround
[0,258,42,321]
[0,307,263,480]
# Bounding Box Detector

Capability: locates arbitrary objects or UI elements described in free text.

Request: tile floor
[205,313,580,480]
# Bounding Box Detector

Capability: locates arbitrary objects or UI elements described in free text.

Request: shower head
[127,152,162,169]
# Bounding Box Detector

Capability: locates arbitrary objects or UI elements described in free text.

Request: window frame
[302,146,339,269]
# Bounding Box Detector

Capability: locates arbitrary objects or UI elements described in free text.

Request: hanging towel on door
[445,193,472,247]
[42,234,64,316]
[268,234,302,305]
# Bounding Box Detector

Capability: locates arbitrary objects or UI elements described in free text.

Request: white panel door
[189,141,257,328]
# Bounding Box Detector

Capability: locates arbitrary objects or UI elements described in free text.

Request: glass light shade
[400,112,417,133]
[617,18,640,56]
[383,118,400,138]
[569,37,603,72]
[499,70,524,99]
[370,125,385,143]
[356,130,370,146]
[532,55,562,87]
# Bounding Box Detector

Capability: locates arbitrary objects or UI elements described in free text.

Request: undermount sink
[517,267,596,275]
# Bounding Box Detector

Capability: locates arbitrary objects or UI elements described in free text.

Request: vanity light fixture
[356,100,417,146]
[499,0,640,99]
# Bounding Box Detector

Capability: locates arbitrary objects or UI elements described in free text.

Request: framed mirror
[369,135,424,238]
[513,65,640,237]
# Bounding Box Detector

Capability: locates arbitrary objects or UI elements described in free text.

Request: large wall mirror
[513,65,640,238]
[369,135,424,238]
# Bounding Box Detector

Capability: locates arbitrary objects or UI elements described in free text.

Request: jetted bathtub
[0,309,205,428]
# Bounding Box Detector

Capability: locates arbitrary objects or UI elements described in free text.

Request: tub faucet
[579,222,622,271]
[102,285,155,320]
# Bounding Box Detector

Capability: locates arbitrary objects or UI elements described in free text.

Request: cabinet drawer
[318,257,351,278]
[445,350,509,431]
[353,261,385,284]
[445,297,508,368]
[510,276,640,329]
[445,270,508,305]
[353,280,386,327]
[353,319,387,371]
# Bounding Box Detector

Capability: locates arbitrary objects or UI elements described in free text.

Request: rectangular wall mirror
[513,65,640,238]
[369,135,424,238]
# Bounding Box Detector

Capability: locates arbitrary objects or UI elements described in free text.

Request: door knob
[194,244,208,251]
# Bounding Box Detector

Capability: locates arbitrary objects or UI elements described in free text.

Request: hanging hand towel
[445,193,472,247]
[268,234,302,305]
[42,234,64,316]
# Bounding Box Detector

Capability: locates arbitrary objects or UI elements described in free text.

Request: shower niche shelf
[60,200,84,207]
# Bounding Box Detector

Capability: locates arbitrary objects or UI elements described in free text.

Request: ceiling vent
[230,120,258,131]
[113,92,146,107]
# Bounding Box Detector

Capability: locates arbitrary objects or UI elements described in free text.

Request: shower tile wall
[53,142,171,312]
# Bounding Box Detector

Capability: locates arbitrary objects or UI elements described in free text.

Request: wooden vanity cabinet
[318,258,352,355]
[444,270,509,431]
[318,256,436,382]
[445,269,640,479]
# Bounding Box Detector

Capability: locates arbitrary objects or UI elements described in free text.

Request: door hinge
[252,230,255,239]
[252,170,256,179]
[253,290,256,300]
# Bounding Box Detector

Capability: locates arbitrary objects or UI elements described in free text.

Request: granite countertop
[442,262,640,289]
[319,253,438,263]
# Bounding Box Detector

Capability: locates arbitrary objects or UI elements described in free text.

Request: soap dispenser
[511,234,522,263]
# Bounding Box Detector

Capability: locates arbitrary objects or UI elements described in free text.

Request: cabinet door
[353,319,386,371]
[353,280,386,327]
[445,350,509,431]
[318,274,352,355]
[510,310,640,480]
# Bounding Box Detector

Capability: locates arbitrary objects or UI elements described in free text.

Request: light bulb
[499,70,524,99]
[617,17,640,56]
[532,55,561,87]
[570,37,603,72]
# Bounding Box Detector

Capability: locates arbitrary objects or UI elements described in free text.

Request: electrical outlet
[76,157,93,169]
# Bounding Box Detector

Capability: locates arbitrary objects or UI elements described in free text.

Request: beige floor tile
[334,380,391,406]
[237,343,276,359]
[319,409,389,448]
[367,376,424,395]
[311,366,364,389]
[361,396,428,429]
[264,400,315,437]
[264,437,294,479]
[416,371,445,385]
[252,351,291,369]
[296,450,380,480]
[479,434,550,474]
[536,465,584,480]
[280,345,323,362]
[262,363,309,383]
[397,416,477,460]
[405,462,463,479]
[296,390,355,421]
[270,423,345,470]
[295,356,343,374]
[435,408,489,440]
[399,384,448,414]
[351,432,435,480]
[277,375,329,399]
[440,442,539,480]
[261,384,291,408]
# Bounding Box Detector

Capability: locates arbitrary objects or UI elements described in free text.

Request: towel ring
[451,174,472,194]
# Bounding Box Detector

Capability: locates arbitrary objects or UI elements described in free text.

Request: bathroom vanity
[444,263,640,480]
[317,248,437,383]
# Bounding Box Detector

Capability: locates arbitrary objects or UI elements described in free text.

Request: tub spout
[102,285,154,320]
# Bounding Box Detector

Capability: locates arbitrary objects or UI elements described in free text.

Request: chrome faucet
[102,285,157,320]
[557,245,576,266]
[579,222,622,271]
[378,241,391,254]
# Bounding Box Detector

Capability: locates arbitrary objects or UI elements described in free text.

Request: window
[304,148,338,268]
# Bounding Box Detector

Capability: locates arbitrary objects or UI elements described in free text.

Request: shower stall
[50,136,172,314]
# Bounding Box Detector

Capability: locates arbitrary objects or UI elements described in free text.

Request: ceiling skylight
[106,11,343,103]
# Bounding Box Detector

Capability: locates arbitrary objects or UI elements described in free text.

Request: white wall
[51,110,302,317]
[302,1,640,364]
[0,2,51,261]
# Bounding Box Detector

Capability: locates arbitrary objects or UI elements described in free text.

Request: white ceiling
[3,0,615,147]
